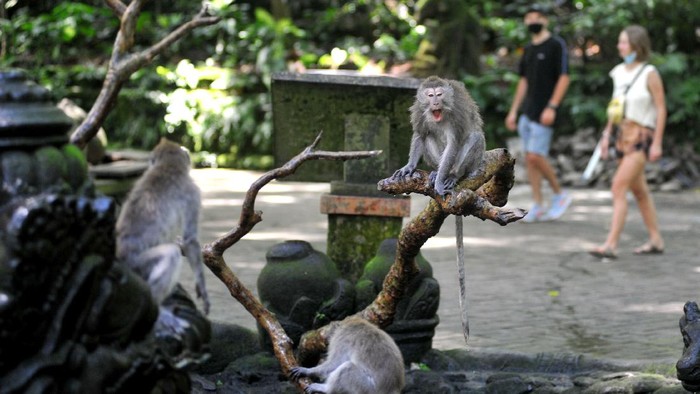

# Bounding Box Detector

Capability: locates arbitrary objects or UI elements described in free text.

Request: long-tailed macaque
[394,75,485,196]
[393,75,486,343]
[290,316,405,394]
[116,138,210,317]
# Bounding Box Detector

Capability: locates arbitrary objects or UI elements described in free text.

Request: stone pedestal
[272,71,419,280]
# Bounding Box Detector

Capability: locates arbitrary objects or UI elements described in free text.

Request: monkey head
[150,138,192,172]
[417,76,455,124]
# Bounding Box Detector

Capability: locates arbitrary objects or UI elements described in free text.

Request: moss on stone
[62,143,88,190]
[34,146,68,190]
[326,215,403,282]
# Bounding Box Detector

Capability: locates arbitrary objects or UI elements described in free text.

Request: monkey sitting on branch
[392,75,486,344]
[393,75,485,196]
[116,138,210,331]
[290,316,405,394]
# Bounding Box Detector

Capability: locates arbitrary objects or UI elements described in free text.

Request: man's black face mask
[527,23,544,34]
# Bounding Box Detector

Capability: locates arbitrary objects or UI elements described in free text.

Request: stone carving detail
[257,240,355,347]
[0,193,191,392]
[0,70,208,392]
[676,301,700,391]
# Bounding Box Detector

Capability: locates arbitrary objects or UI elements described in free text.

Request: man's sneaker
[522,204,545,223]
[544,191,573,220]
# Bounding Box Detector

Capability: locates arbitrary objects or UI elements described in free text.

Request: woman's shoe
[588,246,617,259]
[634,242,664,255]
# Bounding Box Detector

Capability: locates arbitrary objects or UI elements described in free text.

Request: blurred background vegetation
[1,0,698,168]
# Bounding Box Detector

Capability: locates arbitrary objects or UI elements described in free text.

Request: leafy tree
[2,0,699,165]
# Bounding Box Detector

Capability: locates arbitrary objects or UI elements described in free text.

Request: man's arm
[540,73,569,126]
[505,77,528,131]
[548,73,570,108]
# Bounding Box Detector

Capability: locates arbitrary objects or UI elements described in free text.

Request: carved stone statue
[257,240,355,349]
[0,70,208,392]
[355,238,440,363]
[676,301,700,391]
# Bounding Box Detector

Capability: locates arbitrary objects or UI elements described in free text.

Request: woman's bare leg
[596,151,646,251]
[629,164,664,249]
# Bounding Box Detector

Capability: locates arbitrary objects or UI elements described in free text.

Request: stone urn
[257,240,355,348]
[355,238,440,363]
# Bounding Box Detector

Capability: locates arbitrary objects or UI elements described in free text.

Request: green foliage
[156,60,273,165]
[562,65,611,132]
[655,53,700,147]
[4,0,699,167]
[462,67,519,148]
[2,2,116,67]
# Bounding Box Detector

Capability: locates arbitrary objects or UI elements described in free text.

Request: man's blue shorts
[517,114,553,157]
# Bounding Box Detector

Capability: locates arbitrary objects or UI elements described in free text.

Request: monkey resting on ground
[116,138,210,327]
[290,316,405,394]
[392,75,486,343]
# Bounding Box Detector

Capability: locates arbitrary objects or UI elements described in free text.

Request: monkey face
[423,87,446,122]
[418,79,455,125]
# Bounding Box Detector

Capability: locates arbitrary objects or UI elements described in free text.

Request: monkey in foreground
[116,138,210,319]
[393,76,486,343]
[290,316,405,394]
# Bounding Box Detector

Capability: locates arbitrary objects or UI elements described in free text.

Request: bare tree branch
[142,6,220,62]
[208,131,382,255]
[202,133,381,392]
[70,1,221,149]
[104,0,127,18]
[118,0,144,52]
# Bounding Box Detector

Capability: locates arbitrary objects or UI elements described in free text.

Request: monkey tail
[455,215,469,344]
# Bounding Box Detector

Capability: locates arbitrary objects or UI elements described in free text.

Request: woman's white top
[609,63,657,129]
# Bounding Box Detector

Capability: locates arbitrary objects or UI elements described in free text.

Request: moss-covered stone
[258,240,340,314]
[326,215,403,282]
[257,241,355,348]
[33,145,68,190]
[61,143,88,190]
[271,71,420,182]
[343,113,390,183]
[1,151,36,195]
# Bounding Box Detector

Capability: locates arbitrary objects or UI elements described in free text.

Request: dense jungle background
[1,0,698,169]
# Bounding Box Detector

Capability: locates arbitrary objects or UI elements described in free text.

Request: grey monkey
[394,75,485,196]
[393,76,486,343]
[116,138,210,316]
[290,316,405,394]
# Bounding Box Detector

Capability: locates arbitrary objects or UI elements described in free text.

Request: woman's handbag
[606,97,625,125]
[606,63,647,125]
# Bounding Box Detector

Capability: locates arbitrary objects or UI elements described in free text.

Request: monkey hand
[289,366,309,381]
[392,164,416,179]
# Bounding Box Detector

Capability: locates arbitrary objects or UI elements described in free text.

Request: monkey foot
[427,171,437,187]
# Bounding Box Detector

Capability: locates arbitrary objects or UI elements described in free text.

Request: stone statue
[676,301,700,391]
[355,238,440,362]
[257,240,355,349]
[0,70,209,392]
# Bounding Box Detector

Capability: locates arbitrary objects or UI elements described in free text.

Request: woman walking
[589,25,666,259]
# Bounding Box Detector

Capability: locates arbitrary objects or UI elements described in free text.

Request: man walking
[505,4,572,222]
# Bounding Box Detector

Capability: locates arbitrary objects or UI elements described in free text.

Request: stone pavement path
[183,168,700,366]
